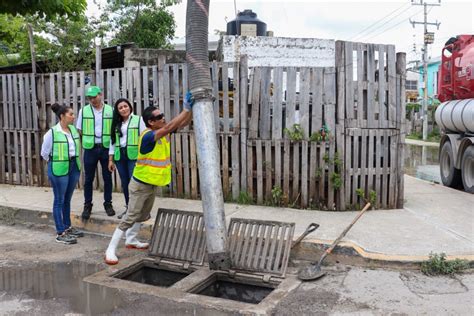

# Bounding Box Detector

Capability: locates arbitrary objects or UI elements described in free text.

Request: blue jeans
[83,147,112,205]
[48,161,80,234]
[115,152,136,205]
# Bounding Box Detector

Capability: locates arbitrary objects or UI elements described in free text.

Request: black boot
[82,203,93,220]
[104,202,116,216]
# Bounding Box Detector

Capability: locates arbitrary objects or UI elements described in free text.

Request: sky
[88,0,473,64]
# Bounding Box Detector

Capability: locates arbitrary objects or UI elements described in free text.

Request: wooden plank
[265,140,272,201]
[71,72,78,115]
[232,62,240,130]
[299,68,311,137]
[285,67,297,130]
[360,128,367,200]
[301,141,309,208]
[309,142,317,206]
[57,72,63,106]
[325,67,337,207]
[335,41,346,124]
[190,134,198,199]
[248,68,261,139]
[351,129,360,206]
[239,57,249,191]
[259,67,271,139]
[175,133,183,197]
[26,131,33,185]
[1,75,8,129]
[0,129,4,183]
[163,65,171,121]
[222,63,230,133]
[158,56,165,109]
[183,133,190,197]
[387,45,397,129]
[389,131,398,208]
[143,66,149,110]
[152,65,158,107]
[211,62,220,131]
[24,74,32,130]
[382,130,389,208]
[65,72,71,108]
[367,129,375,197]
[344,42,354,120]
[367,44,376,128]
[173,64,180,117]
[170,134,177,196]
[378,44,386,128]
[283,140,290,203]
[344,129,352,206]
[13,132,19,184]
[256,140,263,204]
[105,70,111,105]
[272,68,283,139]
[247,142,254,200]
[49,74,56,127]
[7,75,14,128]
[13,74,20,129]
[274,139,282,190]
[231,134,240,200]
[6,131,12,184]
[357,43,364,127]
[20,131,27,185]
[222,135,230,198]
[292,142,300,204]
[375,131,382,207]
[19,74,27,129]
[310,68,323,135]
[181,64,189,132]
[126,67,133,105]
[134,67,142,114]
[79,71,85,109]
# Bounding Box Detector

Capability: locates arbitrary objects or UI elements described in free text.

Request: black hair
[111,98,133,145]
[51,103,72,119]
[142,106,158,128]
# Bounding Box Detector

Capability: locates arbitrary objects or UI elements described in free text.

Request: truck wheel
[440,141,462,188]
[461,146,474,193]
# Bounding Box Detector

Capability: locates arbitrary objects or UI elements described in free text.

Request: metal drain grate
[149,208,206,265]
[227,218,295,277]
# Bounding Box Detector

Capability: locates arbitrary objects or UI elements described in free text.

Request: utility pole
[410,0,440,140]
[27,24,36,75]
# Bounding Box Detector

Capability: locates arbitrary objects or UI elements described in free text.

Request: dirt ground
[0,224,473,315]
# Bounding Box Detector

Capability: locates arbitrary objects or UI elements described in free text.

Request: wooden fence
[0,41,406,210]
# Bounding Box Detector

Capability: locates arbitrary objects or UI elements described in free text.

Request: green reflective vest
[51,124,81,177]
[113,114,140,161]
[133,130,171,186]
[81,104,113,149]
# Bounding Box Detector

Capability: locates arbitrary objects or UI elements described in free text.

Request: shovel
[298,202,371,281]
[292,223,320,249]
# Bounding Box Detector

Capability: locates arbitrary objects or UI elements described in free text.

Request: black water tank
[226,10,267,36]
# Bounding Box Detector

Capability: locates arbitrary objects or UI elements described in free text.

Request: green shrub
[284,124,304,141]
[421,252,469,275]
[237,191,253,205]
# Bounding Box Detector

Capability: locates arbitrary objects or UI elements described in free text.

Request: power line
[350,2,411,41]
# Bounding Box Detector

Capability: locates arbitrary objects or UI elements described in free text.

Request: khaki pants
[118,178,157,231]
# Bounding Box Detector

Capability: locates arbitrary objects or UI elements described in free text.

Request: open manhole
[113,260,190,287]
[189,218,295,305]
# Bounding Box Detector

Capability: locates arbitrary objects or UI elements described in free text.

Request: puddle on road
[0,260,124,315]
[404,144,440,182]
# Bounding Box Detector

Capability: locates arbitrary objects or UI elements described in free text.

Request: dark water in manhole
[0,260,124,314]
[117,265,189,287]
[197,280,274,304]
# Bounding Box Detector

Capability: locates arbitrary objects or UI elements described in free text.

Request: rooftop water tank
[226,10,267,37]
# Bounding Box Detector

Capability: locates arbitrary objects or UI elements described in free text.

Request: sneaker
[56,233,77,245]
[66,227,84,238]
[82,203,93,220]
[104,202,116,217]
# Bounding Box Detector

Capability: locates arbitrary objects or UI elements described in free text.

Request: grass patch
[421,252,469,275]
[237,191,253,205]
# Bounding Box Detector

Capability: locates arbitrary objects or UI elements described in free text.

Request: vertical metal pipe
[186,0,231,270]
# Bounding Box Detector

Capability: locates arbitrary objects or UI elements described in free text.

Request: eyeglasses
[151,113,164,121]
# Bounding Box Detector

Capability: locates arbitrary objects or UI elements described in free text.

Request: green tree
[105,1,176,49]
[0,0,86,19]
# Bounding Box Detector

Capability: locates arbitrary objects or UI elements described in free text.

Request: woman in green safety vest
[107,98,146,218]
[40,103,85,245]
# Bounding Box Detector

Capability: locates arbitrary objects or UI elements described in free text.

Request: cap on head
[86,86,101,97]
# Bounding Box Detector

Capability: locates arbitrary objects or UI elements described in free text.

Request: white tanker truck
[434,35,474,193]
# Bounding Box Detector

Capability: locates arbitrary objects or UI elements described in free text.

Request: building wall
[418,59,441,102]
[219,35,335,67]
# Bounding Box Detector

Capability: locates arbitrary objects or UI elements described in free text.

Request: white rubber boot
[105,228,124,265]
[125,223,149,250]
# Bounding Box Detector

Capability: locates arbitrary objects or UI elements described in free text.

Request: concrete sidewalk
[0,175,472,264]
